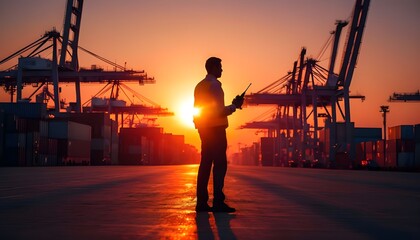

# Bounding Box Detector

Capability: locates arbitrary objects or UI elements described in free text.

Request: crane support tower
[60,0,84,112]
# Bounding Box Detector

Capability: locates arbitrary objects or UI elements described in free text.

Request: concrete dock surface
[0,165,419,240]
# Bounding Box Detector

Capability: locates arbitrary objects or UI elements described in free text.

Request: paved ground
[0,165,419,240]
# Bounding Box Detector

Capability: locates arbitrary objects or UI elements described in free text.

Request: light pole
[380,106,389,167]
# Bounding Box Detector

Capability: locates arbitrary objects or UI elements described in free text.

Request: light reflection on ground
[156,165,237,239]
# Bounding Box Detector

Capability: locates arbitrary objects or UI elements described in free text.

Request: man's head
[205,57,222,78]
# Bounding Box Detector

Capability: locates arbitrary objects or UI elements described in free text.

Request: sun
[177,98,199,128]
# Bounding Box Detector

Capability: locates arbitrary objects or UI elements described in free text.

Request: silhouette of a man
[193,57,243,212]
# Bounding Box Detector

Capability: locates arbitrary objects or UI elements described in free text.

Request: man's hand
[232,95,244,109]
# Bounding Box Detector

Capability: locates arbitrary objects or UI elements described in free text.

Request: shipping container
[353,127,382,140]
[54,113,115,165]
[2,131,40,166]
[335,152,351,169]
[386,139,415,153]
[14,118,48,135]
[119,127,163,165]
[119,130,142,165]
[25,132,40,166]
[111,143,119,165]
[365,141,375,161]
[141,136,154,165]
[354,142,365,168]
[388,125,414,140]
[159,133,184,165]
[17,133,26,166]
[386,139,398,168]
[0,103,47,119]
[2,147,19,166]
[4,114,18,133]
[90,138,111,165]
[415,143,420,168]
[57,112,112,138]
[48,121,91,141]
[56,139,91,165]
[376,140,385,167]
[110,120,119,165]
[415,124,420,143]
[261,137,276,166]
[239,143,260,166]
[397,152,415,168]
[91,138,110,151]
[48,138,58,156]
[37,138,58,166]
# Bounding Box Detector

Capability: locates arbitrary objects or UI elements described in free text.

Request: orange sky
[1,0,420,150]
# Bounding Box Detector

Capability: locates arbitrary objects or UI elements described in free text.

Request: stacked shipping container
[0,103,47,166]
[233,142,259,166]
[0,104,92,166]
[118,127,199,165]
[355,125,420,170]
[261,137,276,166]
[58,113,115,165]
[0,116,92,166]
[0,103,199,166]
[387,125,417,169]
[48,121,91,165]
[119,127,162,165]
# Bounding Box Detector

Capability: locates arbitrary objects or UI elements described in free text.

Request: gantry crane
[242,0,370,166]
[0,0,172,128]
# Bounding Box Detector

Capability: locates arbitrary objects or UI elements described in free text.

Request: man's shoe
[212,202,236,213]
[195,204,212,212]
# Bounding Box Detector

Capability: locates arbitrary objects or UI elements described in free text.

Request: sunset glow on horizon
[1,0,419,150]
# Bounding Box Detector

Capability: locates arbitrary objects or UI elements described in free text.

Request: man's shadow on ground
[196,212,237,240]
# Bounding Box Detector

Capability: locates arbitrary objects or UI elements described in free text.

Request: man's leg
[212,127,235,212]
[212,127,227,204]
[196,129,213,210]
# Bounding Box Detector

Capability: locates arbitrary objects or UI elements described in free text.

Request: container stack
[118,127,198,165]
[48,121,91,165]
[387,125,415,169]
[38,136,58,166]
[1,116,53,166]
[159,133,184,165]
[261,137,276,166]
[354,125,418,170]
[110,120,119,165]
[0,103,199,166]
[119,127,162,165]
[0,103,48,166]
[59,113,114,165]
[239,142,260,166]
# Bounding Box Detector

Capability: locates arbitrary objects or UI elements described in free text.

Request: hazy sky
[1,0,420,149]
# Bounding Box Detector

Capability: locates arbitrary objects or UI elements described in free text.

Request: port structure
[0,0,172,127]
[388,91,420,102]
[241,0,370,167]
